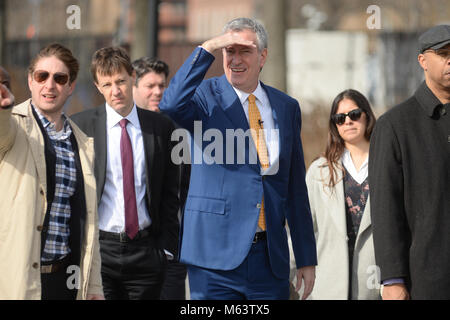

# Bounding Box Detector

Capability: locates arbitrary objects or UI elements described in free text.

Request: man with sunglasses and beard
[0,43,104,300]
[369,25,450,299]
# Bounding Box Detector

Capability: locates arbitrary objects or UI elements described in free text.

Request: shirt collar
[342,148,369,173]
[31,103,67,128]
[105,102,140,129]
[415,81,445,117]
[233,81,265,105]
[32,103,71,138]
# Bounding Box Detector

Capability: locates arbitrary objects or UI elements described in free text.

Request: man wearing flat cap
[369,25,450,300]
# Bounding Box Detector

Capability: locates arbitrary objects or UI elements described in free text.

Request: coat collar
[13,99,47,198]
[357,197,371,239]
[327,166,348,238]
[415,81,446,118]
[12,98,32,116]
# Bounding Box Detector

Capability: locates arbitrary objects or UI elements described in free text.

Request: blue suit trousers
[188,239,289,300]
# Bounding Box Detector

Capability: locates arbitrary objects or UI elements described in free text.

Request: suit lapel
[218,75,250,132]
[93,106,107,200]
[330,169,348,238]
[20,101,47,224]
[356,196,371,239]
[217,76,262,172]
[260,82,281,131]
[260,83,282,174]
[137,108,155,200]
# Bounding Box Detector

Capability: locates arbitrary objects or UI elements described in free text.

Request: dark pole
[132,0,159,60]
[260,0,287,92]
[148,0,159,58]
[0,0,6,64]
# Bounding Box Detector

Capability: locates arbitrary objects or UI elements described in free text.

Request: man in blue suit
[159,17,317,300]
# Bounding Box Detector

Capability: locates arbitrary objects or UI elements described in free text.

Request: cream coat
[0,99,103,300]
[306,157,380,300]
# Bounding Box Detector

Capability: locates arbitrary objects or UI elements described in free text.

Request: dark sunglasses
[33,70,69,85]
[331,108,363,125]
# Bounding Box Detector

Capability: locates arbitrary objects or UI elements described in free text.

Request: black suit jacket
[369,81,450,299]
[71,105,180,256]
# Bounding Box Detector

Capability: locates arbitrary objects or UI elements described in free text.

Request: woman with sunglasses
[305,89,380,299]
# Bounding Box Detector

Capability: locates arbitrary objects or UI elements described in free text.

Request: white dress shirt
[98,103,151,233]
[233,82,279,174]
[341,148,369,184]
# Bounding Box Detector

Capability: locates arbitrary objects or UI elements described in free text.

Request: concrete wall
[286,29,369,112]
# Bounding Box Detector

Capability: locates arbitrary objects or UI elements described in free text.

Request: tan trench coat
[0,99,103,300]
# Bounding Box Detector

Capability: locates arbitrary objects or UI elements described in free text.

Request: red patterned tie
[119,119,139,239]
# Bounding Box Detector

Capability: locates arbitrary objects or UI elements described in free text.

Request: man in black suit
[71,47,180,300]
[369,25,450,300]
[132,56,190,300]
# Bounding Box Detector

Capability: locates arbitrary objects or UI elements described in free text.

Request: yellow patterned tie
[248,94,268,231]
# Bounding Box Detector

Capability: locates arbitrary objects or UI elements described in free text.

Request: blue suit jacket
[160,47,317,279]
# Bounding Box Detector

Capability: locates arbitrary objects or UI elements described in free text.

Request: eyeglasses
[33,70,69,85]
[331,108,363,125]
[425,48,450,60]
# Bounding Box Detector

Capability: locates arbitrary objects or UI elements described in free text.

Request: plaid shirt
[34,107,77,262]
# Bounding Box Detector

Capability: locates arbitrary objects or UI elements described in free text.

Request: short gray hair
[223,17,268,52]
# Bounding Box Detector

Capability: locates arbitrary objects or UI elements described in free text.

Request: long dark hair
[323,89,376,188]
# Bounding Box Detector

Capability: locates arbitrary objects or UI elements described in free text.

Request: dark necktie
[119,119,139,239]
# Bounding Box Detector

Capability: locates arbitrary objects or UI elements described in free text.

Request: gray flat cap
[419,25,450,53]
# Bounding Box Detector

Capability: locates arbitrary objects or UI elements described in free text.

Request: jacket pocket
[185,196,226,215]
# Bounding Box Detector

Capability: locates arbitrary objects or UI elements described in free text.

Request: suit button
[256,203,262,209]
[37,225,43,232]
[32,262,39,269]
[40,189,44,195]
